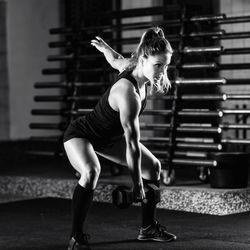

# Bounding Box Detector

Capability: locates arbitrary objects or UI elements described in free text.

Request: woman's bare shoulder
[111,77,138,97]
[109,78,140,112]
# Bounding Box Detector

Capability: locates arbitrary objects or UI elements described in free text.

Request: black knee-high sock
[141,178,160,228]
[70,184,94,239]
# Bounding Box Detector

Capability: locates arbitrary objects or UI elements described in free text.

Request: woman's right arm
[91,37,130,73]
[114,80,145,200]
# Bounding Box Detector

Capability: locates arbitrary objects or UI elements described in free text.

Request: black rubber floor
[0,198,250,250]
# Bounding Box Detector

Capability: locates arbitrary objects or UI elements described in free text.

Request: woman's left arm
[91,36,129,73]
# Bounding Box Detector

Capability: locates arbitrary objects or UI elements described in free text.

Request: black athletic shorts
[63,121,123,151]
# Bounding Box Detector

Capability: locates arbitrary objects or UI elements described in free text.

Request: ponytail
[126,27,173,93]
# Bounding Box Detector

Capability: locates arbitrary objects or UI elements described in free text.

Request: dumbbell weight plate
[112,186,134,209]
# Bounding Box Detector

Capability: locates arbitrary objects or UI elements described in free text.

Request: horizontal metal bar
[143,110,172,116]
[221,139,250,144]
[190,14,226,22]
[172,158,217,167]
[34,82,68,89]
[140,123,169,129]
[34,96,67,102]
[47,54,104,62]
[174,151,208,158]
[34,81,108,89]
[226,94,250,100]
[222,109,250,114]
[177,110,223,117]
[148,94,227,101]
[188,31,250,40]
[179,94,227,101]
[189,30,225,37]
[183,46,223,54]
[42,68,68,75]
[25,150,60,157]
[181,63,218,69]
[31,108,224,118]
[78,108,223,117]
[29,136,60,142]
[175,78,226,85]
[218,31,250,40]
[31,109,66,115]
[183,46,250,55]
[177,127,221,133]
[68,96,99,101]
[42,67,116,75]
[47,54,74,61]
[140,124,220,133]
[217,15,250,24]
[176,143,222,150]
[180,63,250,70]
[176,137,215,143]
[34,95,100,102]
[164,94,250,101]
[29,123,66,130]
[33,108,250,117]
[141,141,222,151]
[34,93,250,103]
[220,124,250,129]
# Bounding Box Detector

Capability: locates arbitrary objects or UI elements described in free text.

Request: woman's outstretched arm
[91,36,130,73]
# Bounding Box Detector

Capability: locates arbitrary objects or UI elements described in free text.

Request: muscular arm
[115,81,143,188]
[91,37,130,73]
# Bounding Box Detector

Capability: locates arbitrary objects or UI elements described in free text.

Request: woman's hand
[91,36,108,53]
[133,182,146,202]
[91,36,128,73]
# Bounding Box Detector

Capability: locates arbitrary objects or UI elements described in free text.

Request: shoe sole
[137,235,177,242]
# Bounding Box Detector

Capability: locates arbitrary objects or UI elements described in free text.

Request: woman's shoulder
[110,75,139,100]
[109,73,140,112]
[113,77,136,93]
[115,70,137,86]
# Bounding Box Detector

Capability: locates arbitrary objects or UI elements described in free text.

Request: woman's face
[141,52,171,84]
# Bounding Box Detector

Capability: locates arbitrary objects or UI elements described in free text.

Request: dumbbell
[112,183,161,209]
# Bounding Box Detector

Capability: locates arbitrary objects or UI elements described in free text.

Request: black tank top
[73,70,147,145]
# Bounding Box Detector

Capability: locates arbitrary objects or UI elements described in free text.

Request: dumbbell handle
[112,184,161,209]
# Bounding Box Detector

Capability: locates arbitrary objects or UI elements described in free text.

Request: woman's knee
[85,163,101,179]
[79,163,101,189]
[142,157,161,180]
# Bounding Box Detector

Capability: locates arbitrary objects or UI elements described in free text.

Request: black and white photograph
[0,0,250,249]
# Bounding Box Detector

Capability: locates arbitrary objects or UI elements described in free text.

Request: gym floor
[0,155,250,250]
[0,198,250,250]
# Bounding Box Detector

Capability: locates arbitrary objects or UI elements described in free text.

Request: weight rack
[29,1,250,185]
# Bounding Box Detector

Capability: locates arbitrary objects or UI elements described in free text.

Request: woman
[64,27,176,250]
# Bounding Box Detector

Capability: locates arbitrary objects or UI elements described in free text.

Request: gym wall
[6,0,61,140]
[0,1,9,140]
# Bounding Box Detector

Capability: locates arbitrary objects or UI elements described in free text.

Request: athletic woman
[64,27,177,250]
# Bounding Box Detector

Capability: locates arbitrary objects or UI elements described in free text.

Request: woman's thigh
[64,138,101,174]
[96,137,160,179]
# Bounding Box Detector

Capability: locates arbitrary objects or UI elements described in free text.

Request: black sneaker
[137,221,177,242]
[68,234,91,250]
